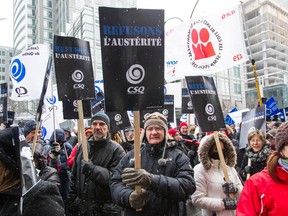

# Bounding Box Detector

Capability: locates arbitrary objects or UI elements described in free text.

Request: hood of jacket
[198,133,236,170]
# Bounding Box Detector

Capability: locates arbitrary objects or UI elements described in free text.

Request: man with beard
[68,111,125,216]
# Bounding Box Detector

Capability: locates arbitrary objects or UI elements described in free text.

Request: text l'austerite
[102,25,163,46]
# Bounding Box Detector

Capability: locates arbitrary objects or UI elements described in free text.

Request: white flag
[165,4,248,82]
[9,44,50,101]
[41,112,61,141]
[43,85,64,122]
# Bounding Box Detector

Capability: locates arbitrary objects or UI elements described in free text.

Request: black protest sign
[62,99,91,119]
[99,7,164,112]
[164,95,174,122]
[239,105,266,149]
[182,88,194,114]
[185,76,225,132]
[139,95,174,128]
[107,111,131,133]
[53,35,95,101]
[0,83,8,122]
[91,92,105,115]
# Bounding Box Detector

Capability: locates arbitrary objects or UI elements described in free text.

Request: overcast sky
[0,1,13,47]
[0,0,239,47]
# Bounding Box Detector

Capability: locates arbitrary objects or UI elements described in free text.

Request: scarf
[246,144,271,163]
[278,158,288,171]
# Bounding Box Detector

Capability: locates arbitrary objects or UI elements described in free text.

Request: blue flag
[224,107,238,125]
[266,97,280,117]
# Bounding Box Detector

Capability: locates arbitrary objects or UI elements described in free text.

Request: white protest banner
[9,44,50,101]
[165,4,248,82]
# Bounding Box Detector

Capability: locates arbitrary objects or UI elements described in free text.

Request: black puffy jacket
[68,135,125,215]
[110,141,196,216]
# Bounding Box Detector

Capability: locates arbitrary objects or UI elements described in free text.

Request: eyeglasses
[146,126,164,132]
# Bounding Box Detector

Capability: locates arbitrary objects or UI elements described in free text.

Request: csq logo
[73,100,78,112]
[72,70,85,89]
[126,64,145,94]
[205,103,217,121]
[10,58,26,83]
[115,114,123,125]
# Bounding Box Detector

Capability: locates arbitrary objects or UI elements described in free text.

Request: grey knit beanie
[275,122,288,152]
[91,111,110,128]
[23,120,37,137]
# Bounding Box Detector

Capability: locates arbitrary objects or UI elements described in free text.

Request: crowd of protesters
[0,110,288,215]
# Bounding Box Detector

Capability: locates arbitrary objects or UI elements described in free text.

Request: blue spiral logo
[10,58,26,83]
[46,96,57,104]
[41,126,47,139]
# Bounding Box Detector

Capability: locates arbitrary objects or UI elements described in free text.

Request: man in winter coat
[68,111,125,216]
[110,112,196,215]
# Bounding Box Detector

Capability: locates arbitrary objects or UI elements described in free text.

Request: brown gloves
[122,168,153,188]
[129,189,147,209]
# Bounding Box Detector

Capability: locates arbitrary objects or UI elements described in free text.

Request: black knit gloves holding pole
[121,168,153,209]
[222,182,238,210]
[81,160,95,177]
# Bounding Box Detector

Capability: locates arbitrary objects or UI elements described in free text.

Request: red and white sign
[165,4,248,82]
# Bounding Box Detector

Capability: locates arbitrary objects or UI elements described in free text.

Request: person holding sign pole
[179,122,199,167]
[68,111,125,216]
[238,130,271,182]
[110,112,196,215]
[236,122,288,215]
[191,133,243,216]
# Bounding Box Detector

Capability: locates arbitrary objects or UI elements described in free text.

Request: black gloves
[81,160,95,176]
[122,168,153,188]
[223,197,238,210]
[244,166,253,174]
[188,150,196,158]
[51,142,61,155]
[222,182,238,194]
[129,189,147,209]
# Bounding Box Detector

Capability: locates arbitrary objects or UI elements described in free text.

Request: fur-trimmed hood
[198,133,236,170]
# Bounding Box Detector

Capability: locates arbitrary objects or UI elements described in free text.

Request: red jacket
[237,167,288,216]
[67,144,78,170]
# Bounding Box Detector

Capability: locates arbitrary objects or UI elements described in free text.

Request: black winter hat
[91,111,110,128]
[49,129,66,143]
[23,120,37,137]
